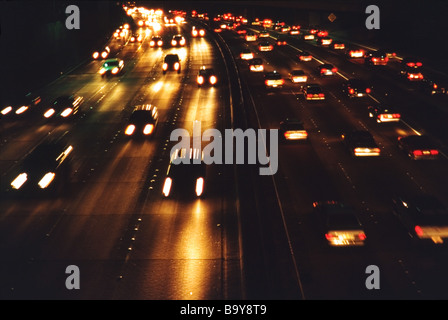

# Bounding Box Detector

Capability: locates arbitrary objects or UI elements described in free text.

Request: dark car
[163,54,181,74]
[149,35,163,47]
[400,66,424,81]
[5,137,73,196]
[1,93,41,120]
[248,58,264,72]
[279,118,308,141]
[367,105,401,123]
[317,63,337,76]
[298,51,312,61]
[342,79,372,98]
[302,84,325,100]
[392,194,448,244]
[313,201,367,247]
[264,71,284,88]
[364,50,389,66]
[419,78,447,95]
[171,34,186,46]
[42,95,84,120]
[397,135,439,160]
[124,104,159,137]
[341,130,381,157]
[276,36,288,46]
[197,67,218,87]
[92,46,110,59]
[162,148,206,198]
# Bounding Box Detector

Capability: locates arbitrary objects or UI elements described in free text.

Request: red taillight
[366,88,371,94]
[307,93,313,98]
[393,113,401,118]
[416,62,422,67]
[430,149,439,155]
[415,225,424,237]
[320,69,326,73]
[331,68,338,73]
[325,233,333,240]
[358,232,366,240]
[349,88,355,94]
[413,150,423,156]
[318,93,325,98]
[407,62,415,67]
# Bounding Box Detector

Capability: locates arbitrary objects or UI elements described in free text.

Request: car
[317,64,337,76]
[99,58,124,76]
[342,79,372,97]
[149,35,163,47]
[1,93,41,120]
[264,71,284,88]
[341,130,381,157]
[367,105,401,123]
[248,58,264,72]
[276,36,288,46]
[6,137,73,195]
[298,51,312,62]
[162,54,181,74]
[302,84,325,100]
[129,32,143,42]
[302,34,315,41]
[197,67,218,87]
[245,32,257,42]
[332,42,345,50]
[162,147,206,198]
[400,66,424,81]
[259,30,270,38]
[397,135,439,160]
[316,30,328,37]
[402,57,423,69]
[92,46,110,59]
[240,49,254,60]
[289,70,307,83]
[364,50,389,65]
[279,118,308,141]
[347,48,365,58]
[171,34,186,46]
[317,37,332,46]
[258,41,273,52]
[124,104,159,137]
[43,95,84,119]
[313,201,367,247]
[419,78,447,95]
[191,27,205,37]
[392,194,448,244]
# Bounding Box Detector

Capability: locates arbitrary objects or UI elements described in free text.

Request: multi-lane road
[2,5,448,300]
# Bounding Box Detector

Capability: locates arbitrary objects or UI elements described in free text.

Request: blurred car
[402,57,423,69]
[163,54,181,74]
[400,66,424,81]
[279,118,308,141]
[191,27,205,37]
[276,36,288,46]
[248,58,264,72]
[289,70,307,83]
[397,135,439,160]
[258,41,273,52]
[298,51,312,62]
[99,58,124,76]
[197,67,218,87]
[92,46,110,59]
[245,32,257,42]
[124,104,159,137]
[240,49,254,60]
[1,94,41,120]
[317,63,338,76]
[341,130,381,157]
[129,32,143,42]
[316,30,328,37]
[171,34,186,46]
[259,30,270,38]
[341,78,372,97]
[7,138,73,195]
[149,35,163,47]
[313,201,367,247]
[302,34,315,41]
[302,84,325,100]
[347,48,365,58]
[318,37,332,46]
[162,147,206,197]
[367,105,401,123]
[43,95,84,119]
[364,50,389,66]
[264,71,284,88]
[392,194,448,244]
[332,42,345,50]
[419,78,447,95]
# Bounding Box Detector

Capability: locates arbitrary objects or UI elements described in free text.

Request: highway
[1,4,448,300]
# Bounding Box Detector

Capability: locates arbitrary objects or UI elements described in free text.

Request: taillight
[358,232,366,240]
[325,233,333,240]
[415,225,424,237]
[366,88,371,93]
[349,88,355,94]
[306,93,313,98]
[393,113,401,118]
[413,150,423,156]
[407,62,415,67]
[416,62,422,67]
[320,68,326,73]
[331,68,337,73]
[430,149,439,155]
[318,93,325,98]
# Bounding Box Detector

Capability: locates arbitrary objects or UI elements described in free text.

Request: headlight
[171,40,177,46]
[15,106,28,114]
[150,40,155,46]
[99,68,106,75]
[101,51,108,59]
[210,75,217,84]
[197,76,204,84]
[125,124,136,135]
[195,177,204,196]
[1,106,12,115]
[162,177,172,197]
[174,62,180,70]
[162,63,168,70]
[157,40,163,46]
[112,67,119,74]
[199,29,205,36]
[93,52,99,59]
[143,124,154,135]
[192,29,198,36]
[11,173,27,189]
[44,108,55,118]
[180,39,185,45]
[60,108,73,117]
[38,172,55,189]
